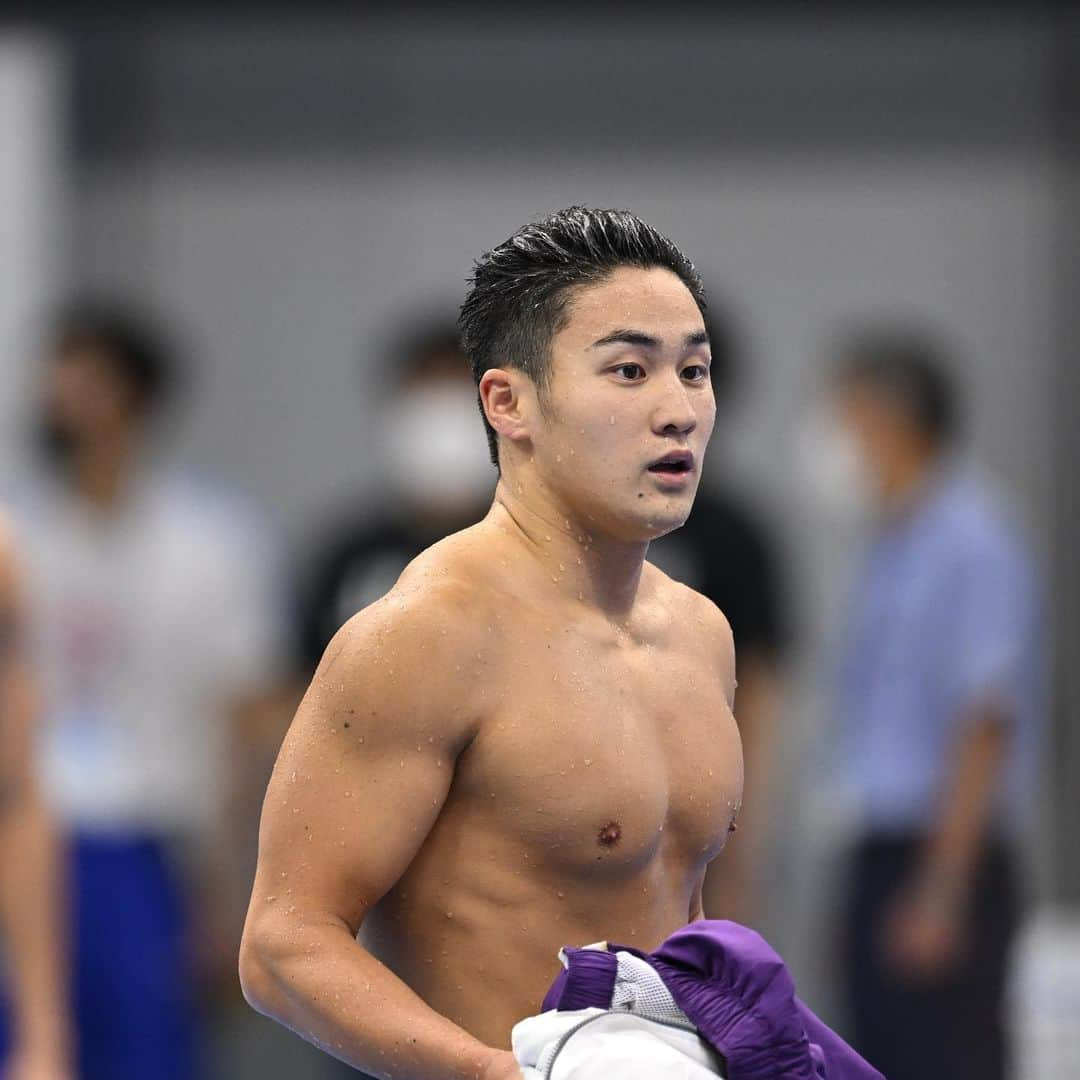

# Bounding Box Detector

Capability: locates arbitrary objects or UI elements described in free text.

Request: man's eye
[682,365,708,382]
[614,363,645,380]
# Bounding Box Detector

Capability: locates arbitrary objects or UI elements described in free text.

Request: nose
[651,374,697,438]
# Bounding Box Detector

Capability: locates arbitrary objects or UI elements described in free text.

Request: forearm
[918,709,1008,902]
[241,916,499,1080]
[0,792,70,1055]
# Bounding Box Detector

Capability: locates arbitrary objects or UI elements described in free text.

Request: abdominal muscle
[359,800,703,1050]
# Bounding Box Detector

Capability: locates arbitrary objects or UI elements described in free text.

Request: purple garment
[541,920,884,1080]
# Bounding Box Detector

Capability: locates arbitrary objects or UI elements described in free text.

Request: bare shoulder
[643,561,736,695]
[310,526,498,737]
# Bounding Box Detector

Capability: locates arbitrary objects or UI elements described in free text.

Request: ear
[478,367,535,447]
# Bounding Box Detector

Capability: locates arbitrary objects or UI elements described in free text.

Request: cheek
[698,400,717,440]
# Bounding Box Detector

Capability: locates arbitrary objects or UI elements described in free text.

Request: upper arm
[248,584,481,934]
[944,539,1036,726]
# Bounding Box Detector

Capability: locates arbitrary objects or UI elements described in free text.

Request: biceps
[251,713,456,928]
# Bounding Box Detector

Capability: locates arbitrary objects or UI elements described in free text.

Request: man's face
[528,266,715,542]
[40,346,141,452]
[831,378,907,500]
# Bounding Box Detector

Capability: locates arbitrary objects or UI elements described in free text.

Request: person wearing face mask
[4,304,291,1079]
[299,323,495,676]
[822,326,1044,1080]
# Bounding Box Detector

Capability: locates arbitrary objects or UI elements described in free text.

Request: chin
[624,501,694,542]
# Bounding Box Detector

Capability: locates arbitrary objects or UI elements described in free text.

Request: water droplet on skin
[584,758,593,766]
[609,415,616,425]
[344,791,352,798]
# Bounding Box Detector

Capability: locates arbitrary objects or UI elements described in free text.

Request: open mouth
[647,452,694,475]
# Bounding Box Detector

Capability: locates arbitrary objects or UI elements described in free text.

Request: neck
[882,443,938,516]
[487,475,647,620]
[70,430,138,512]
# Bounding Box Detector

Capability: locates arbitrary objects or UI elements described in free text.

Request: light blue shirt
[835,464,1044,836]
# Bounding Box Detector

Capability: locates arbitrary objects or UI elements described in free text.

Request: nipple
[597,821,623,848]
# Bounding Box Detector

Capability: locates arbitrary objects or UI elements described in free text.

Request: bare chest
[456,624,742,874]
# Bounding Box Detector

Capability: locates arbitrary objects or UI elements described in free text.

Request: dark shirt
[301,512,477,675]
[649,486,788,662]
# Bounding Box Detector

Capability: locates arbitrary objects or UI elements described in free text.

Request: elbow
[238,925,281,1017]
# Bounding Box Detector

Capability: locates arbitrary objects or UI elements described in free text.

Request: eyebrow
[590,328,710,351]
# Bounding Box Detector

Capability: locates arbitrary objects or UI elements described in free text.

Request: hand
[479,1049,525,1080]
[881,880,966,981]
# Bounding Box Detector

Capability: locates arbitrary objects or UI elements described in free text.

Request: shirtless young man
[240,207,742,1080]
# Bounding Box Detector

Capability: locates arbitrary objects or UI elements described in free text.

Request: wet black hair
[458,207,707,465]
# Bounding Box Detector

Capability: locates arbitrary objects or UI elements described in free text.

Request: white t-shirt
[9,469,287,834]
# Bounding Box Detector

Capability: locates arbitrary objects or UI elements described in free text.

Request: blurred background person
[4,305,291,1080]
[819,326,1045,1080]
[0,514,72,1080]
[649,301,789,927]
[301,319,495,675]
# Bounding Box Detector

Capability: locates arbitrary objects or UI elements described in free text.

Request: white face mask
[381,384,495,509]
[794,408,877,526]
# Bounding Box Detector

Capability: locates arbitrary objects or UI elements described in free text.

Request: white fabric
[513,1008,723,1079]
[10,469,286,832]
[513,944,724,1078]
[611,949,688,1022]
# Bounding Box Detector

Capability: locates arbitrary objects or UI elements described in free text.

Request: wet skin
[242,267,742,1077]
[359,540,742,1047]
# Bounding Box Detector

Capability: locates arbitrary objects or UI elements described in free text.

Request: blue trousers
[2,831,202,1080]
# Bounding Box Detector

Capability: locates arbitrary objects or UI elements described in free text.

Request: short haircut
[50,302,174,414]
[833,324,960,447]
[459,206,707,465]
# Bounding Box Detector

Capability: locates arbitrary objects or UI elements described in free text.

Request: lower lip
[648,468,694,489]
